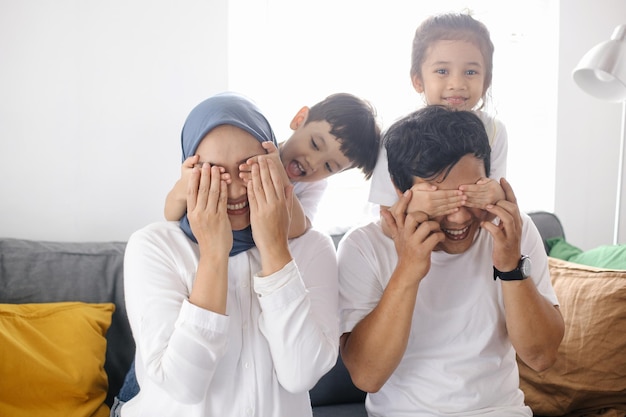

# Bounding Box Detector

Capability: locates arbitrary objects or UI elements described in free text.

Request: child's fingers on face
[239,171,252,185]
[220,171,231,184]
[262,141,278,154]
[244,155,260,166]
[183,154,200,168]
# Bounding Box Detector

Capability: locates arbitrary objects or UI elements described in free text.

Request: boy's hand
[480,178,523,273]
[186,163,232,258]
[247,157,294,276]
[240,142,290,188]
[459,177,505,209]
[171,155,201,204]
[405,183,466,218]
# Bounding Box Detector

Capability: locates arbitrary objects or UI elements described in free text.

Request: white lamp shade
[573,25,626,103]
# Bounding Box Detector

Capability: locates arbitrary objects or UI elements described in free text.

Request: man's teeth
[227,201,248,210]
[444,227,468,236]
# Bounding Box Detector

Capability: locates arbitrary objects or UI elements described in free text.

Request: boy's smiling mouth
[286,160,307,178]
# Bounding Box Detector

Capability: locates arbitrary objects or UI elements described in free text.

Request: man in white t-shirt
[338,105,564,417]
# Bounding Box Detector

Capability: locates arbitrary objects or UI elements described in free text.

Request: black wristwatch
[493,255,531,281]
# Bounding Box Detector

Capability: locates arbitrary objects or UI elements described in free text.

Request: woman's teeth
[227,201,248,210]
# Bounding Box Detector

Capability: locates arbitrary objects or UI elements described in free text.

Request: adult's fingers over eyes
[194,163,212,210]
[207,165,223,208]
[266,159,284,197]
[186,166,201,210]
[392,191,412,220]
[258,158,276,200]
[500,178,518,205]
[409,210,430,224]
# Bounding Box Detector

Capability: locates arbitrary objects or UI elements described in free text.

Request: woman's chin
[228,215,251,231]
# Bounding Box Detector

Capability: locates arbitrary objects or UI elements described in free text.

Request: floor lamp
[573,24,626,245]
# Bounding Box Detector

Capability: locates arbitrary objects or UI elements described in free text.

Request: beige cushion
[518,258,626,417]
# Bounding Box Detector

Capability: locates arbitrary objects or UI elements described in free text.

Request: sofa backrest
[527,211,566,254]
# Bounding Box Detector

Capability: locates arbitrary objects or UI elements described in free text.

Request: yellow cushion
[518,258,626,417]
[0,302,115,417]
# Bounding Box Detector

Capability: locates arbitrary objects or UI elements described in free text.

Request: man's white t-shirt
[338,213,558,417]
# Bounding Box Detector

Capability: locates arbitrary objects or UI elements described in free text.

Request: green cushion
[548,237,626,270]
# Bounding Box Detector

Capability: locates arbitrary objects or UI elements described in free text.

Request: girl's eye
[311,138,319,150]
[325,162,333,173]
[436,69,447,75]
[466,69,478,76]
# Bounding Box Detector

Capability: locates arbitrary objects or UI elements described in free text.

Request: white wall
[556,0,626,249]
[1,0,624,247]
[0,0,228,241]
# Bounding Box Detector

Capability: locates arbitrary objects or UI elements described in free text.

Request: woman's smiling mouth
[227,200,249,214]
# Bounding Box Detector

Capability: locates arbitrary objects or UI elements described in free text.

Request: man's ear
[290,106,310,130]
[411,74,425,93]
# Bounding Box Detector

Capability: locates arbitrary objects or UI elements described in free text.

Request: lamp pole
[615,101,626,244]
[573,24,626,245]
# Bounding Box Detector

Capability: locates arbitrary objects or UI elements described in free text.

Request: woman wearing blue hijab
[119,93,339,417]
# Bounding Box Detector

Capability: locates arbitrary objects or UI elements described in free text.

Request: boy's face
[279,107,352,183]
[412,40,486,111]
[412,154,489,254]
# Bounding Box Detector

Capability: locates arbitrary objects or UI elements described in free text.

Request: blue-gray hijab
[178,92,277,256]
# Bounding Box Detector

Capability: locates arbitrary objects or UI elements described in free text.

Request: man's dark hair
[307,93,381,179]
[385,105,491,193]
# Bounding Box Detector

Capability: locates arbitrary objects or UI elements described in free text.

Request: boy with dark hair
[165,92,381,236]
[338,105,564,417]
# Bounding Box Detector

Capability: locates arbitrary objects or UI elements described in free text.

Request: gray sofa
[0,211,566,416]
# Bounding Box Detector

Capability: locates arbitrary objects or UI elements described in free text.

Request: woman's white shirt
[122,221,339,417]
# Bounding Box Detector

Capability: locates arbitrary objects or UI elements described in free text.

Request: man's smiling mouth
[443,225,470,240]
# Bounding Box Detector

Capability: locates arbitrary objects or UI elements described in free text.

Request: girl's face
[194,124,266,231]
[412,40,486,111]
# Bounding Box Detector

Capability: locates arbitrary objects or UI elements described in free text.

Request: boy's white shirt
[293,179,328,222]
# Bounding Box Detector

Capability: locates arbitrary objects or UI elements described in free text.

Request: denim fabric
[118,359,140,401]
[109,397,124,417]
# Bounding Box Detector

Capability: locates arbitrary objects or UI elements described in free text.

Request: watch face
[520,256,532,278]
